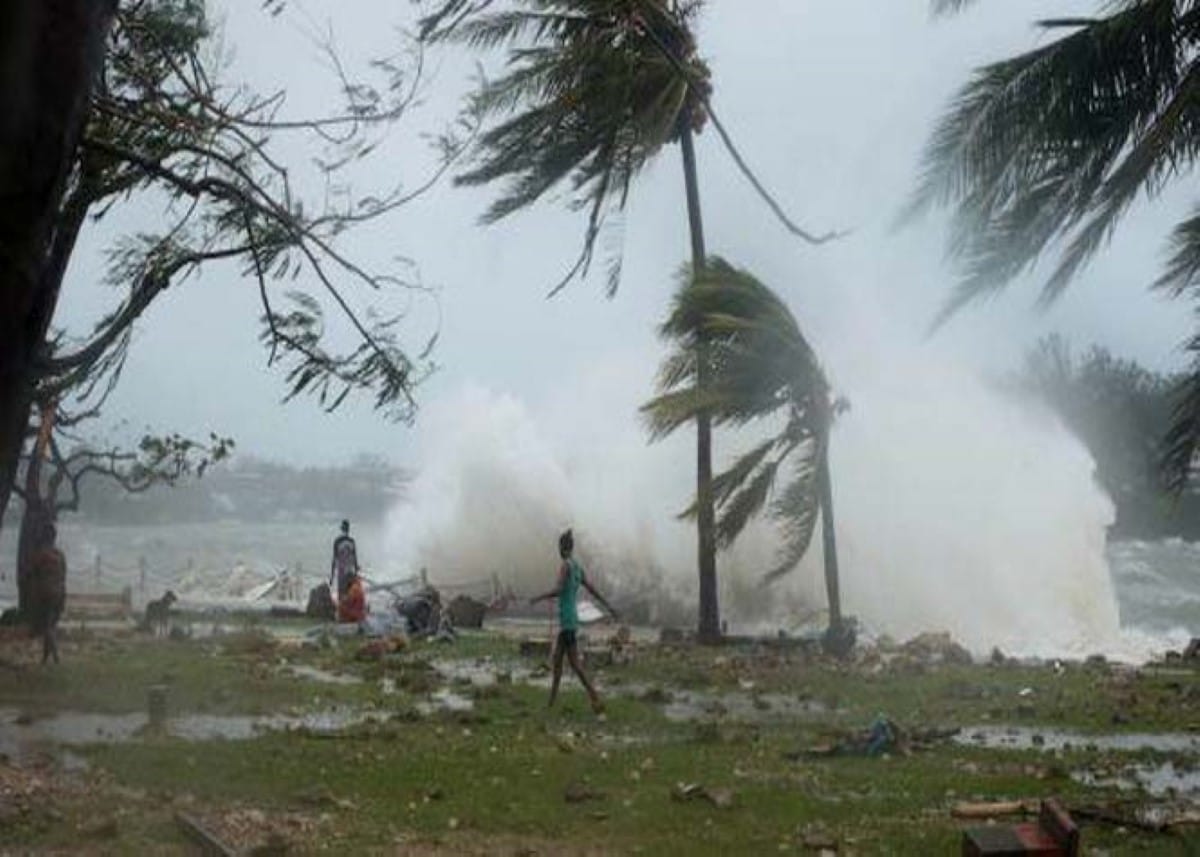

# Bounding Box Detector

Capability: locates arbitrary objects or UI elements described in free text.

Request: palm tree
[911,0,1200,492]
[421,0,721,638]
[420,0,836,642]
[642,258,845,633]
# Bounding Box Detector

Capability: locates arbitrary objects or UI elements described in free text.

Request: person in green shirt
[530,529,619,714]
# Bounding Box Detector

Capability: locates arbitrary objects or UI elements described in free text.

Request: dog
[143,590,177,637]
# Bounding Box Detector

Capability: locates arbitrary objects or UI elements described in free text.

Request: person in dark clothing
[28,521,66,664]
[329,519,359,599]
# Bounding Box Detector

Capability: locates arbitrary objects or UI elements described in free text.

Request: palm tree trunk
[678,118,720,644]
[0,0,115,532]
[816,441,842,630]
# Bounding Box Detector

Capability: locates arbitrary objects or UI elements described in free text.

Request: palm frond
[762,451,822,584]
[641,385,729,441]
[1163,316,1200,493]
[1156,205,1200,295]
[909,0,1196,317]
[715,458,780,548]
[646,255,835,568]
[436,0,710,295]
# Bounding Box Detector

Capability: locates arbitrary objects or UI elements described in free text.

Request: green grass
[2,630,1198,855]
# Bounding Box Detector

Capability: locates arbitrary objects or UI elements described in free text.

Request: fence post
[94,554,101,585]
[139,556,147,597]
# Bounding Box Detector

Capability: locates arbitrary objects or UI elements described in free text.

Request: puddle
[660,690,829,723]
[0,705,385,763]
[430,657,538,687]
[1074,761,1200,798]
[282,664,363,686]
[955,726,1200,754]
[415,689,474,716]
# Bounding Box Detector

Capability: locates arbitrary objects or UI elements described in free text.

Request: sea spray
[384,356,1138,657]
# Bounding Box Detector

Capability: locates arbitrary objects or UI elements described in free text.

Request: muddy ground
[0,619,1197,855]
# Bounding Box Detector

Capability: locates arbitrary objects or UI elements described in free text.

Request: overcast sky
[54,0,1195,466]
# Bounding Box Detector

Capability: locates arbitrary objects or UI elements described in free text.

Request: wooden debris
[175,811,238,857]
[952,799,1038,819]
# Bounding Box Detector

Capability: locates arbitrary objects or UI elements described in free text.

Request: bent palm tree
[424,0,720,637]
[643,258,844,630]
[911,0,1200,491]
[420,0,836,642]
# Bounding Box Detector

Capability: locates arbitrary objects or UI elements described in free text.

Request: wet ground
[1074,760,1200,798]
[1,626,1198,855]
[955,725,1200,754]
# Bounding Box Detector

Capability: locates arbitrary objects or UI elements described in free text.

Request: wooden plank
[952,800,1037,819]
[174,812,237,857]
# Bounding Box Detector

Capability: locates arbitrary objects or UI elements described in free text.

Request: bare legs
[548,635,603,713]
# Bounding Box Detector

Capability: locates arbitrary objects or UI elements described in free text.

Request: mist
[40,1,1199,660]
[382,276,1135,658]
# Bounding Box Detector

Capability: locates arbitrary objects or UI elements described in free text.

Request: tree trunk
[0,0,115,532]
[678,119,720,644]
[816,440,842,630]
[16,493,53,620]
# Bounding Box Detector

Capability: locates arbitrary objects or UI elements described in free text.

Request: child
[529,530,618,714]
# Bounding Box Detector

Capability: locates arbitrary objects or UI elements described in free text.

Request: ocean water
[0,519,1194,659]
[1108,539,1200,641]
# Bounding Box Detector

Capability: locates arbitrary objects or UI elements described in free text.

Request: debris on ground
[608,625,633,664]
[519,639,552,659]
[659,628,686,645]
[175,811,239,856]
[446,596,488,629]
[355,636,408,661]
[305,584,336,621]
[961,798,1079,857]
[670,782,736,810]
[563,781,603,804]
[178,807,325,855]
[952,799,1039,819]
[899,631,973,666]
[791,718,959,759]
[821,619,857,659]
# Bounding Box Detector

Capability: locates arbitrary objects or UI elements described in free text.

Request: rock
[639,686,672,705]
[822,620,858,659]
[305,584,336,621]
[670,782,734,809]
[564,781,602,804]
[446,596,487,629]
[800,828,838,851]
[659,628,685,645]
[248,830,293,857]
[703,787,735,810]
[519,639,552,659]
[80,817,119,840]
[910,631,973,665]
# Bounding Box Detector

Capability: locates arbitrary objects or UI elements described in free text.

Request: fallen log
[952,800,1038,819]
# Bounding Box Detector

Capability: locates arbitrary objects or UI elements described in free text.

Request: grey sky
[54,0,1193,466]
